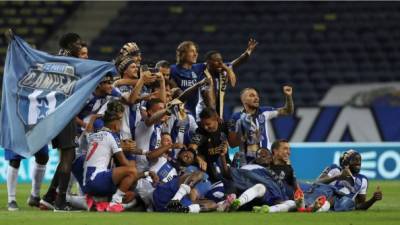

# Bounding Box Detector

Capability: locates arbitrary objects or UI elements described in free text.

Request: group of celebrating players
[4,32,382,213]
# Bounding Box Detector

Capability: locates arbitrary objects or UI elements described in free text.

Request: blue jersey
[230,107,279,161]
[170,63,206,115]
[322,164,368,199]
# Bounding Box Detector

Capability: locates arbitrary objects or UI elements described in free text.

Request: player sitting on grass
[81,101,138,212]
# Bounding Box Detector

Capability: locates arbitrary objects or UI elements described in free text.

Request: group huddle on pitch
[4,32,382,213]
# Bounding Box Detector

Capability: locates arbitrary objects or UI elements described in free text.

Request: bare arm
[230,38,258,69]
[317,166,352,184]
[146,144,173,161]
[157,73,167,104]
[277,86,294,116]
[146,143,184,161]
[76,116,86,128]
[84,114,102,133]
[113,78,138,87]
[114,151,131,167]
[202,69,216,110]
[355,186,383,210]
[144,108,169,126]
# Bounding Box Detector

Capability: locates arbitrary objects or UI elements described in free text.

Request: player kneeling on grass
[294,149,383,212]
[81,101,138,212]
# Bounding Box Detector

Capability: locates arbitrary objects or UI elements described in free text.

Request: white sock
[317,201,331,212]
[172,184,191,201]
[238,184,266,206]
[269,200,296,213]
[188,204,201,213]
[31,162,46,198]
[111,189,125,204]
[7,166,19,203]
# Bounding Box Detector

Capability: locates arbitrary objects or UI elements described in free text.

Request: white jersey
[162,109,197,159]
[135,120,162,172]
[323,164,368,199]
[83,130,122,184]
[230,107,279,159]
[150,156,177,183]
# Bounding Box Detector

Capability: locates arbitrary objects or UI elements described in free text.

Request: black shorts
[52,119,77,150]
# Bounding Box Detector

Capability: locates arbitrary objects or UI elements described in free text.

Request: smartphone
[149,67,159,74]
[141,64,149,72]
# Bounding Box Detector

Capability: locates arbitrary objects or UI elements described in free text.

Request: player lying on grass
[217,142,298,212]
[143,133,218,213]
[295,149,383,212]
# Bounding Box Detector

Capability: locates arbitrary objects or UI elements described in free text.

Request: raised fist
[283,85,293,96]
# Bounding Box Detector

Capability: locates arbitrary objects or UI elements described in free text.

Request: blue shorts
[71,155,85,191]
[84,167,117,196]
[4,146,49,161]
[301,182,336,207]
[194,179,212,198]
[153,176,192,212]
[205,181,225,202]
[230,168,288,205]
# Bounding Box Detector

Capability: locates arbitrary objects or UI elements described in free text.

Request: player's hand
[149,171,160,186]
[246,38,258,55]
[217,142,228,156]
[121,139,136,153]
[372,186,383,201]
[197,157,207,171]
[155,72,164,81]
[141,71,157,84]
[172,143,185,149]
[339,166,353,179]
[4,29,15,43]
[283,85,293,96]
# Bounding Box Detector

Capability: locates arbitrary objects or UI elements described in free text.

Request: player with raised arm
[229,86,294,164]
[171,39,258,117]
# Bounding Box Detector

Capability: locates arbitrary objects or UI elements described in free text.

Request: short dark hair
[199,107,218,120]
[204,50,220,61]
[103,101,124,123]
[155,60,170,69]
[271,139,289,154]
[59,33,81,50]
[145,98,164,111]
[161,132,171,137]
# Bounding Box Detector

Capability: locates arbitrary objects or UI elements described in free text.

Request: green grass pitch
[0,181,398,225]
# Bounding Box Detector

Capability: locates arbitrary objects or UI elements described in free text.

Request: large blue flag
[0,36,116,157]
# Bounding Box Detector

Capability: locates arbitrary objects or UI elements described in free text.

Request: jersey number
[86,142,99,161]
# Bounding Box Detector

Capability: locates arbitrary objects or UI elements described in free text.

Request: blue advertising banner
[0,143,399,183]
[290,143,400,180]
